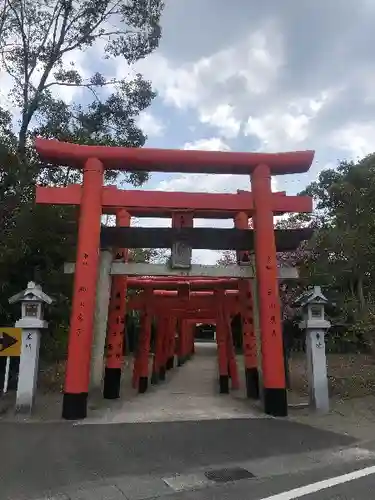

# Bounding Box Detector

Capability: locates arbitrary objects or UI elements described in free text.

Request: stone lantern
[9,281,53,414]
[294,286,331,413]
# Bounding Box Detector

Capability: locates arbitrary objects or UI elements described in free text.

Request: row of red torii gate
[34,138,315,420]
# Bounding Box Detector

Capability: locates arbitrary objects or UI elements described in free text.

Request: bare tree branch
[44,78,121,89]
[28,1,63,80]
[60,2,123,55]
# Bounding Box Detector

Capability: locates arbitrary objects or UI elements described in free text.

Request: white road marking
[259,464,375,499]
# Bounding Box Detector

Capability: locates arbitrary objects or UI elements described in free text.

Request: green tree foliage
[128,247,168,264]
[216,250,236,266]
[274,154,375,351]
[215,155,375,352]
[0,0,164,359]
[302,157,375,296]
[296,155,375,351]
[0,0,163,152]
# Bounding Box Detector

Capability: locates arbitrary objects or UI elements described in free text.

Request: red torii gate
[37,185,311,216]
[34,138,314,420]
[127,285,242,392]
[128,290,240,313]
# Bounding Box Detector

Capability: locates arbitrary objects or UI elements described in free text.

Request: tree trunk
[349,279,355,298]
[17,112,30,162]
[357,276,366,310]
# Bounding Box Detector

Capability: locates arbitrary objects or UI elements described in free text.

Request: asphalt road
[305,475,375,499]
[0,417,357,499]
[151,461,375,500]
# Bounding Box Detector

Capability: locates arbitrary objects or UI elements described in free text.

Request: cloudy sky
[2,0,374,263]
[128,0,375,263]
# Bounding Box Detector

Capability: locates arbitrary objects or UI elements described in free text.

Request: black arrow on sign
[0,332,18,352]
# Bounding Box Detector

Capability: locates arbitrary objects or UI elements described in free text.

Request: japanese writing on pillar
[75,251,91,336]
[265,254,278,337]
[106,278,126,360]
[240,281,256,355]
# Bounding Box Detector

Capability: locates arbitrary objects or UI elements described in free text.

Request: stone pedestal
[306,328,329,413]
[14,318,47,415]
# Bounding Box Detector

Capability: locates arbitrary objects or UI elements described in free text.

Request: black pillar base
[245,367,260,400]
[263,387,288,417]
[62,392,88,420]
[159,366,166,380]
[103,367,121,399]
[219,375,229,394]
[151,371,159,385]
[138,376,148,394]
[166,357,174,370]
[177,356,185,366]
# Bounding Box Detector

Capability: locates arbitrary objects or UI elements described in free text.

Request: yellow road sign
[0,328,22,357]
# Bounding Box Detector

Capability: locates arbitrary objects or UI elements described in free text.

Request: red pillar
[191,323,196,354]
[151,317,165,384]
[225,313,240,390]
[176,319,183,366]
[180,319,191,364]
[215,290,229,393]
[159,317,168,380]
[62,158,103,420]
[235,212,259,399]
[166,317,176,369]
[132,346,139,389]
[177,286,190,366]
[239,279,259,398]
[251,164,287,416]
[186,321,194,357]
[137,310,152,393]
[103,209,130,399]
[132,308,145,389]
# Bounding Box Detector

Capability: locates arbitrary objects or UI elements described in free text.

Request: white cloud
[136,19,368,162]
[243,91,332,152]
[183,137,230,151]
[330,123,375,160]
[133,217,171,228]
[135,22,284,139]
[138,137,279,264]
[193,249,223,265]
[158,137,244,195]
[158,137,277,195]
[134,2,375,164]
[125,1,375,262]
[0,73,14,111]
[199,104,241,139]
[137,111,165,137]
[158,137,278,194]
[244,112,310,151]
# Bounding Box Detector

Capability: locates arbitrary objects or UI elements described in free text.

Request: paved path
[80,342,262,425]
